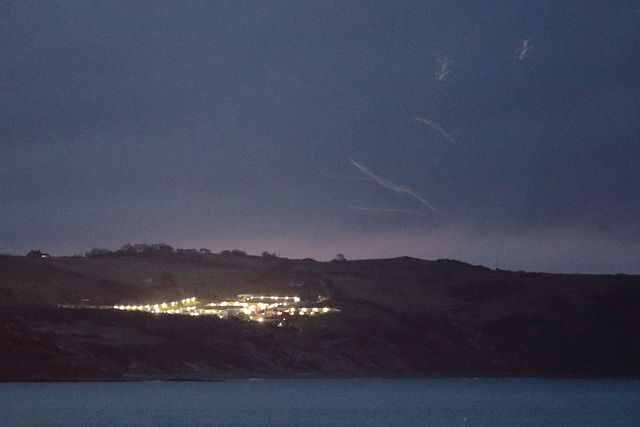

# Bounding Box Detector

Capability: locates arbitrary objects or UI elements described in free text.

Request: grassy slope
[1,254,639,380]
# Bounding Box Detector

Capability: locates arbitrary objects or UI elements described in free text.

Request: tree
[86,248,112,258]
[154,243,174,253]
[334,253,347,262]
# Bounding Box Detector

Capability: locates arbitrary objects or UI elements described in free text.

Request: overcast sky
[2,1,639,273]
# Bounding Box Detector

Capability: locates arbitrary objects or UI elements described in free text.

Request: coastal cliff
[1,252,639,380]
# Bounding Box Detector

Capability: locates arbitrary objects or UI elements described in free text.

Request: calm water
[1,379,639,426]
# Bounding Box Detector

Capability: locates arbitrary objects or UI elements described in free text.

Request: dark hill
[1,253,639,381]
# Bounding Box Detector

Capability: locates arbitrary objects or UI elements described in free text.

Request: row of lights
[113,297,197,313]
[245,296,301,302]
[112,295,338,321]
[245,306,334,317]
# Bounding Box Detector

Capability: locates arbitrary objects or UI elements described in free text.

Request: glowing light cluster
[113,297,197,314]
[111,294,339,322]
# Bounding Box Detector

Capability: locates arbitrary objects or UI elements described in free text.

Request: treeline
[85,244,279,259]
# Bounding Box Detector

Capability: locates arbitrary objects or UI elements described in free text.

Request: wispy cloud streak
[515,38,533,60]
[350,159,439,213]
[435,57,453,81]
[413,117,456,146]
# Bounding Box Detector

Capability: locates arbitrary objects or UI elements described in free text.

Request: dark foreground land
[1,252,639,381]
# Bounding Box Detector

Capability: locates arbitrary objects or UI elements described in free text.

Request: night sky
[2,1,639,273]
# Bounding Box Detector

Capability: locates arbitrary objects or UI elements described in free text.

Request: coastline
[6,371,640,383]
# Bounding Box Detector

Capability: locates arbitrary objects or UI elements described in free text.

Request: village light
[98,294,337,320]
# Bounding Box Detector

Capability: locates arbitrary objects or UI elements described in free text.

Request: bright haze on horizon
[1,1,639,274]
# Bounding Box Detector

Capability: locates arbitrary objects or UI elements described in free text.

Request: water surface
[1,378,639,426]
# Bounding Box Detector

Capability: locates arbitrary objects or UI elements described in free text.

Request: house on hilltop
[27,249,50,258]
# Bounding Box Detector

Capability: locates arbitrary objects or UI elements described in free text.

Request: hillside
[1,252,639,381]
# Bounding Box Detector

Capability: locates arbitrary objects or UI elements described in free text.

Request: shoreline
[5,371,640,383]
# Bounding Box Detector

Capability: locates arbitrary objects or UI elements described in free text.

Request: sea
[1,378,639,426]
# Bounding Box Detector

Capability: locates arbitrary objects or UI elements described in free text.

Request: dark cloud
[2,1,639,273]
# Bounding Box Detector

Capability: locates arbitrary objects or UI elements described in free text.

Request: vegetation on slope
[1,251,639,381]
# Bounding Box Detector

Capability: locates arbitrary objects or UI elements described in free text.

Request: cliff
[1,253,639,380]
